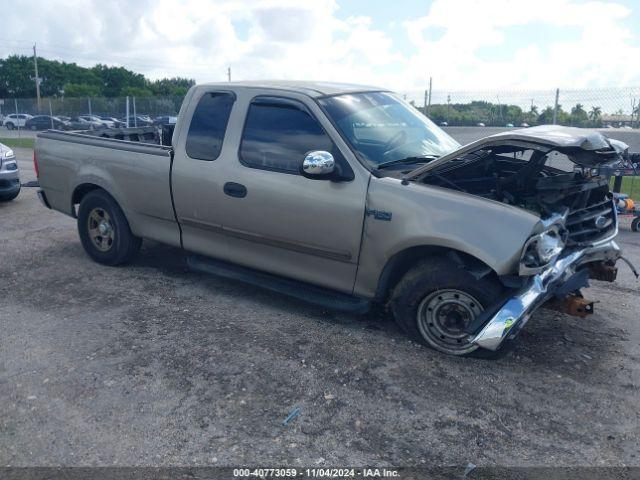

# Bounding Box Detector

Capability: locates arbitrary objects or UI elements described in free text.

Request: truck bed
[36,130,180,248]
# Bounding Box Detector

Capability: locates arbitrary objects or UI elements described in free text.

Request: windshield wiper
[377,155,439,170]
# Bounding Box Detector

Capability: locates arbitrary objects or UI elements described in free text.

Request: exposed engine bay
[417,144,621,247]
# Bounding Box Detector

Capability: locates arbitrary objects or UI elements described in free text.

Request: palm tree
[571,103,586,116]
[589,106,602,122]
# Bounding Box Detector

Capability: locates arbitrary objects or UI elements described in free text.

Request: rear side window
[239,98,336,174]
[186,92,235,161]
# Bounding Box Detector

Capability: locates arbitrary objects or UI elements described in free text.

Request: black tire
[0,187,20,202]
[390,256,508,358]
[632,217,640,232]
[77,189,141,266]
[5,123,14,130]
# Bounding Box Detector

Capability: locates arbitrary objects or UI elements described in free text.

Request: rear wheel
[391,257,506,358]
[5,123,14,130]
[632,217,640,232]
[77,190,141,265]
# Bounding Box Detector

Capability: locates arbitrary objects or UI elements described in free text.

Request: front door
[217,95,369,293]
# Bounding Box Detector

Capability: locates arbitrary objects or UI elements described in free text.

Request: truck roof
[198,80,386,98]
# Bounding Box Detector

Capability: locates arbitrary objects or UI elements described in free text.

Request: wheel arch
[374,245,500,302]
[71,183,117,218]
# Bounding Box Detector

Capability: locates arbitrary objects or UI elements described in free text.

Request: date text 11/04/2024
[232,468,400,477]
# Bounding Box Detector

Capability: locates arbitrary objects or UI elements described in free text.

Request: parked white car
[3,113,33,130]
[79,115,114,128]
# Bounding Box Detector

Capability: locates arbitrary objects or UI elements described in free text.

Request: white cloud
[403,0,640,91]
[1,0,638,97]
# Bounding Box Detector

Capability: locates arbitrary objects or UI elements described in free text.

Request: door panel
[218,167,367,292]
[216,95,369,293]
[171,91,237,261]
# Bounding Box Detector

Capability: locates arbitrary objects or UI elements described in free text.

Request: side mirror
[301,151,335,179]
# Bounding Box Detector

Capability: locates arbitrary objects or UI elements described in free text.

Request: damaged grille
[565,186,616,246]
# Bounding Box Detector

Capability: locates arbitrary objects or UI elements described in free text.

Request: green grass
[610,176,640,198]
[0,137,35,149]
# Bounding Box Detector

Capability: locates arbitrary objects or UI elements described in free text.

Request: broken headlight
[519,226,566,275]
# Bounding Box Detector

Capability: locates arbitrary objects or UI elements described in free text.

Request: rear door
[171,90,237,260]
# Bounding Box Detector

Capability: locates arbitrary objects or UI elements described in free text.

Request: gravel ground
[1,146,639,467]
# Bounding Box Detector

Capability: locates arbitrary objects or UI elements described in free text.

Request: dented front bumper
[471,239,622,351]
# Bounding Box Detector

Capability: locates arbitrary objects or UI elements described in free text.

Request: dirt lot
[1,147,639,467]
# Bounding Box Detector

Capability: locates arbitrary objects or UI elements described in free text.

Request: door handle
[223,182,247,198]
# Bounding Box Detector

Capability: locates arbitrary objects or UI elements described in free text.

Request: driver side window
[239,97,339,175]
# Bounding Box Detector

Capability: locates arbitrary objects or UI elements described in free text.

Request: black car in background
[25,115,71,131]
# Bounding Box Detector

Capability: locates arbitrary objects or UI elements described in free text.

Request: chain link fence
[2,87,640,129]
[399,87,640,129]
[0,96,183,121]
[1,87,639,128]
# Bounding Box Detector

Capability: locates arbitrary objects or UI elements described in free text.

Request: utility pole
[33,44,41,112]
[227,67,231,82]
[427,76,432,114]
[552,88,560,125]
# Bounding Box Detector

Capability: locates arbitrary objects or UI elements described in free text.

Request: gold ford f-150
[34,81,635,357]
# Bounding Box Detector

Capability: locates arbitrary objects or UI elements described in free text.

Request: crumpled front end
[471,237,622,351]
[402,125,637,352]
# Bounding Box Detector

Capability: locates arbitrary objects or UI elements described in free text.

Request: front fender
[354,176,540,298]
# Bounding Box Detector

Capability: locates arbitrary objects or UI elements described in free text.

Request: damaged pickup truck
[34,82,636,357]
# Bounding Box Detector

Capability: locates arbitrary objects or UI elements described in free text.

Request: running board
[186,255,371,314]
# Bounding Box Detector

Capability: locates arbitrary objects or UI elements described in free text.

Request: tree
[120,86,153,97]
[588,106,602,127]
[0,55,102,98]
[525,105,539,125]
[588,106,602,121]
[148,77,195,97]
[537,105,569,125]
[569,103,589,126]
[91,64,146,97]
[62,83,101,97]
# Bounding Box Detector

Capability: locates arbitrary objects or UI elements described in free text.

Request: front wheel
[390,257,506,358]
[77,189,142,265]
[5,123,14,130]
[632,217,640,232]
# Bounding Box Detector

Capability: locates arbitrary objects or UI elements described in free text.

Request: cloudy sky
[1,0,639,96]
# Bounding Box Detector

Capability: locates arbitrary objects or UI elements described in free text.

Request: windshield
[318,92,460,168]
